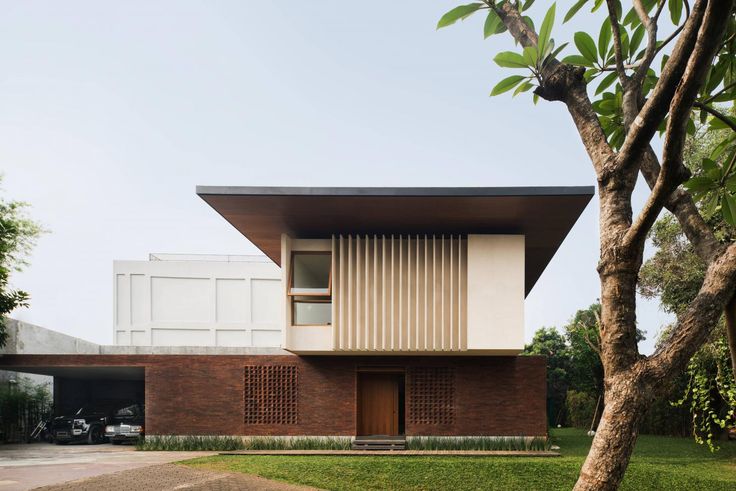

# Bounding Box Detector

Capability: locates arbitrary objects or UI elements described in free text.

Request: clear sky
[1,1,672,352]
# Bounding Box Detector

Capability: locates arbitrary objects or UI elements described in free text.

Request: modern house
[0,186,592,440]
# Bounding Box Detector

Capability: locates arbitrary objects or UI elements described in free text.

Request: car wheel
[87,426,103,444]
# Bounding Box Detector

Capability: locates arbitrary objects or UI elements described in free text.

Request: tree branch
[492,2,537,48]
[694,101,736,132]
[617,0,707,171]
[639,148,722,261]
[624,0,731,253]
[606,0,629,86]
[631,1,659,88]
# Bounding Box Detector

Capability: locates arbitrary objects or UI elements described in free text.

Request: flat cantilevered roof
[196,186,594,295]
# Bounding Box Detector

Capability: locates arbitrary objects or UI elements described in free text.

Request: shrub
[406,436,550,451]
[136,435,352,451]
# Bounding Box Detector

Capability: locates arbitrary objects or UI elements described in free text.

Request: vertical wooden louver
[333,234,467,351]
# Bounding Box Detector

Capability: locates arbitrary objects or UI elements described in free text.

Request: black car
[104,404,145,444]
[51,401,137,444]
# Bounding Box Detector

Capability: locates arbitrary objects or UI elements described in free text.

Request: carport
[0,355,147,418]
[9,365,145,416]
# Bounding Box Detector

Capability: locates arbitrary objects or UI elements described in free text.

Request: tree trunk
[574,371,648,491]
[726,295,736,386]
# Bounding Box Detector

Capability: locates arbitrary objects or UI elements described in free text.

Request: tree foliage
[439,0,736,226]
[525,303,642,426]
[639,124,736,449]
[0,177,43,347]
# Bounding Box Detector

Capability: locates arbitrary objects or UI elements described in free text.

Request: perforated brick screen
[408,366,455,426]
[244,365,298,425]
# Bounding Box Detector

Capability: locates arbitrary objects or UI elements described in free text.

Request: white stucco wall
[114,255,282,348]
[466,235,525,352]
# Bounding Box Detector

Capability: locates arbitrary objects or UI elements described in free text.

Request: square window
[289,252,331,296]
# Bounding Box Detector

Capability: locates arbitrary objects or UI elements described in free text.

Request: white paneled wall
[333,235,467,352]
[114,255,282,347]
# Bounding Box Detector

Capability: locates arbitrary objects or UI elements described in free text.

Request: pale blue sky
[2,1,672,352]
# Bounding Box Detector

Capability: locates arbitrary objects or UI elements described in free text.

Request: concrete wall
[114,255,283,348]
[466,235,525,352]
[1,319,99,355]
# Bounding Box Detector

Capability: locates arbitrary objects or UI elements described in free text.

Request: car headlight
[105,425,115,433]
[129,425,142,433]
[73,419,85,427]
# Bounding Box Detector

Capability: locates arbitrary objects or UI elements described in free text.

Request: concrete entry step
[351,436,406,451]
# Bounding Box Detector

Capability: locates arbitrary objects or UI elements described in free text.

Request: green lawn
[181,429,736,490]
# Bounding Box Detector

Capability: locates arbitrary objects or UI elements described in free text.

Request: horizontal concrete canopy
[196,186,594,295]
[5,366,144,380]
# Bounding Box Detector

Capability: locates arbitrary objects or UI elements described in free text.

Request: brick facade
[0,354,547,436]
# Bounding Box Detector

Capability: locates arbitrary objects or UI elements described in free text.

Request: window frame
[291,296,332,326]
[287,251,332,297]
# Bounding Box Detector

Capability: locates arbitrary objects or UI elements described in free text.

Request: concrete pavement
[0,442,214,490]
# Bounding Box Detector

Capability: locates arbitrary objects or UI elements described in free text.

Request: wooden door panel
[358,374,399,436]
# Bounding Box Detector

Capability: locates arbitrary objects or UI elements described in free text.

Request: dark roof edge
[196,185,595,198]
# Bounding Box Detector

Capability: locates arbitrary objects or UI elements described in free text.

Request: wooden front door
[357,373,400,436]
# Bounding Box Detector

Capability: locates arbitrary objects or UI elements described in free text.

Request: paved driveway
[33,463,317,490]
[0,442,214,490]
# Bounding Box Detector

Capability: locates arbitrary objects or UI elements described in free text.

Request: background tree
[0,177,43,347]
[524,327,571,425]
[639,123,736,448]
[438,1,736,489]
[526,303,645,429]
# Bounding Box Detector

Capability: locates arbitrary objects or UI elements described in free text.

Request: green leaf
[619,27,630,61]
[686,117,696,136]
[564,0,588,23]
[703,192,719,217]
[721,194,736,226]
[727,175,736,193]
[513,81,534,96]
[583,68,598,82]
[490,75,527,96]
[709,115,736,131]
[598,19,611,60]
[522,0,536,12]
[523,15,535,33]
[494,51,529,68]
[684,176,716,192]
[437,3,483,29]
[629,25,645,59]
[538,3,556,55]
[591,0,605,13]
[562,54,594,67]
[595,71,618,95]
[623,8,640,27]
[483,10,505,38]
[575,31,598,63]
[702,158,718,173]
[669,0,683,25]
[549,43,569,62]
[523,46,539,67]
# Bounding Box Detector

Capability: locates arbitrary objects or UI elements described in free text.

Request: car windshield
[115,405,138,417]
[74,402,133,415]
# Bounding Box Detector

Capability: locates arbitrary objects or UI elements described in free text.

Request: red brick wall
[0,354,546,436]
